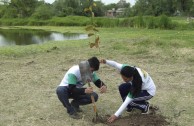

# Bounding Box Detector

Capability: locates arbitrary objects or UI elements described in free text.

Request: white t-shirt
[106,60,156,96]
[59,65,99,87]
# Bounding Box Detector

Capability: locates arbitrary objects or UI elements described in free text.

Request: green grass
[0,16,194,30]
[0,26,194,126]
[170,16,190,24]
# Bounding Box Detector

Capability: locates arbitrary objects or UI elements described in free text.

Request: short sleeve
[92,72,100,82]
[68,73,77,85]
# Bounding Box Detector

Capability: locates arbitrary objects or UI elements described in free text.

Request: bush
[146,16,155,29]
[135,15,145,28]
[119,18,135,27]
[0,15,192,30]
[2,7,18,18]
[158,14,172,29]
[94,17,119,27]
[48,16,90,26]
[28,20,47,26]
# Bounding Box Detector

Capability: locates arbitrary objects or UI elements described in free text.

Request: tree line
[0,0,193,20]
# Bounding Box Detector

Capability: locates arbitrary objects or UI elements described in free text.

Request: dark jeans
[119,83,153,111]
[56,86,98,115]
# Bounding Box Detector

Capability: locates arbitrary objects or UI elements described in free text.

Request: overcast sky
[44,0,136,6]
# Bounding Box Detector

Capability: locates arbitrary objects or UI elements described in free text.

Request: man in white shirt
[56,57,107,119]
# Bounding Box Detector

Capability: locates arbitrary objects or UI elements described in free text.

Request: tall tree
[32,3,54,19]
[92,1,105,17]
[132,0,193,16]
[10,0,38,18]
[0,0,10,5]
[53,0,80,16]
[180,0,193,15]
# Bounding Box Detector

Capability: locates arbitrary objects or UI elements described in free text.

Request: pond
[0,28,88,46]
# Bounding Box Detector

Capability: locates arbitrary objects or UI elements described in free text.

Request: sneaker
[74,107,83,113]
[142,102,150,114]
[71,102,82,113]
[126,107,133,113]
[69,112,81,119]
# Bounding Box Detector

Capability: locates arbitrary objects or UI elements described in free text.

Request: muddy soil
[93,105,169,126]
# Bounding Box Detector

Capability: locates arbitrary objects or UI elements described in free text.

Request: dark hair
[131,69,142,97]
[120,66,135,78]
[88,57,100,71]
[121,66,142,97]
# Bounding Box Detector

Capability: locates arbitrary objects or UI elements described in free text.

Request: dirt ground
[0,47,193,126]
[90,105,169,126]
[107,114,168,126]
[0,27,194,126]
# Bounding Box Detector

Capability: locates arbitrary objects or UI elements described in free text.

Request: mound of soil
[107,114,169,126]
[94,105,170,126]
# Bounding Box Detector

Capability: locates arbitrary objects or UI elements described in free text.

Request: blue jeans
[119,83,153,111]
[56,86,98,115]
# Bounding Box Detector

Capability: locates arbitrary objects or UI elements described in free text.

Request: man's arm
[94,79,107,93]
[94,79,106,88]
[68,84,86,95]
[68,73,86,95]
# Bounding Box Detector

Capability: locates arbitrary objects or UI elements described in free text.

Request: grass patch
[0,26,194,126]
[0,16,194,30]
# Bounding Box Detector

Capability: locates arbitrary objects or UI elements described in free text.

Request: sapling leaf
[90,42,95,48]
[93,3,96,7]
[85,25,94,31]
[95,36,100,48]
[88,33,94,37]
[93,28,99,32]
[84,8,90,12]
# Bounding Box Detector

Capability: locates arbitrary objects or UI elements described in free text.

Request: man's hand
[100,59,106,64]
[85,87,93,94]
[107,114,118,123]
[100,85,107,93]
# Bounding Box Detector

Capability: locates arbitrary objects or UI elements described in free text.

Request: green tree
[32,3,54,19]
[2,6,18,18]
[132,0,148,15]
[65,0,79,8]
[0,0,10,5]
[104,3,117,10]
[92,1,105,17]
[53,0,79,16]
[189,4,194,16]
[79,0,94,16]
[132,0,194,16]
[53,0,66,17]
[9,0,38,18]
[180,0,193,16]
[0,4,7,18]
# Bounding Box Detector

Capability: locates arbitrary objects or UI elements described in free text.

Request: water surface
[0,28,88,46]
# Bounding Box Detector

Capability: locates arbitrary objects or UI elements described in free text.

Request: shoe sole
[69,114,82,119]
[126,109,134,113]
[142,103,150,114]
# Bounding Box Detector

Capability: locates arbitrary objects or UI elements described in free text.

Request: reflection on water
[0,28,88,46]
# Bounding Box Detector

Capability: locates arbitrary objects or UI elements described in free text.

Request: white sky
[44,0,136,6]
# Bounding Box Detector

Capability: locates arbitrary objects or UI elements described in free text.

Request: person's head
[88,57,100,72]
[120,66,135,82]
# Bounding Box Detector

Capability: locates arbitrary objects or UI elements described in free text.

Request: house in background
[117,0,127,7]
[106,8,116,17]
[105,0,127,17]
[115,8,126,17]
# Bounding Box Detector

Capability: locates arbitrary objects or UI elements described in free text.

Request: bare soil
[92,105,169,126]
[0,27,194,126]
